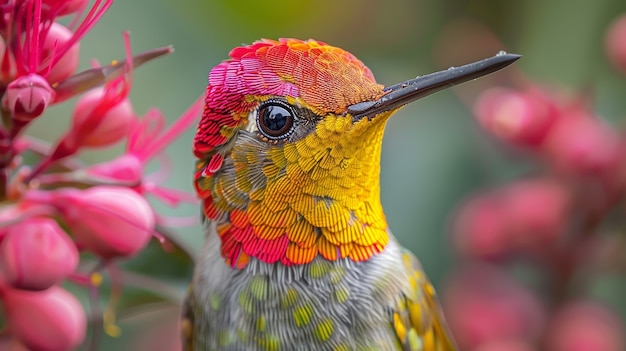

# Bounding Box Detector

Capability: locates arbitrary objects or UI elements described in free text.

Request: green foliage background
[27,0,626,349]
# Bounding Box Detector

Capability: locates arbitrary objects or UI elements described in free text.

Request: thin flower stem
[87,279,103,351]
[550,182,626,305]
[21,136,86,170]
[29,0,42,74]
[0,169,7,201]
[25,156,54,183]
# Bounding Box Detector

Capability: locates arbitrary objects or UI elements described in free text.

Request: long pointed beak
[347,52,521,119]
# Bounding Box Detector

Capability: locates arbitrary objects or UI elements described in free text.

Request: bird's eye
[257,101,295,140]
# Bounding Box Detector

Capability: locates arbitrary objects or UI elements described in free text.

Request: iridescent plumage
[193,39,391,268]
[186,38,519,350]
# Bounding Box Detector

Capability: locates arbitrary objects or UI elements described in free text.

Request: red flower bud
[474,87,559,147]
[453,194,510,259]
[2,286,86,351]
[543,116,623,177]
[3,74,54,123]
[454,179,571,259]
[605,14,626,74]
[501,179,570,248]
[51,186,155,258]
[1,217,78,290]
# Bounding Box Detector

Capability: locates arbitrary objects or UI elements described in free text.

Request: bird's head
[193,38,518,268]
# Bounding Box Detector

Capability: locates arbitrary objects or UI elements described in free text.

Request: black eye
[257,101,295,139]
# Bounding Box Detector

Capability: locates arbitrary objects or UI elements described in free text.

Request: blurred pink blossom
[68,86,135,147]
[474,86,559,147]
[26,186,156,259]
[543,115,624,178]
[2,286,87,351]
[546,301,625,351]
[453,178,570,259]
[42,22,81,84]
[443,265,546,350]
[0,0,200,349]
[1,217,78,290]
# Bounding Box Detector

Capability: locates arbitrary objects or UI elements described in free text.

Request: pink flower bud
[43,23,80,84]
[501,179,570,247]
[51,186,155,258]
[2,286,86,351]
[444,266,545,350]
[605,14,626,74]
[1,217,78,290]
[475,87,559,147]
[543,116,623,177]
[546,301,625,351]
[454,179,571,259]
[453,194,511,259]
[3,74,54,122]
[69,87,135,148]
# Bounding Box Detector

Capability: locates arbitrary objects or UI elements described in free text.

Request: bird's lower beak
[347,52,521,120]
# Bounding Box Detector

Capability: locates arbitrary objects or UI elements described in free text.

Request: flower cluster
[444,14,626,351]
[0,1,202,350]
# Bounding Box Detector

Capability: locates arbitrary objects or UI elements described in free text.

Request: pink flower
[443,265,545,350]
[55,36,135,153]
[82,97,204,207]
[546,301,625,351]
[453,178,571,259]
[543,115,623,178]
[1,217,78,290]
[33,97,204,219]
[43,186,156,258]
[27,32,136,179]
[42,22,81,84]
[474,86,560,147]
[2,286,87,351]
[0,0,112,126]
[2,73,55,123]
[67,86,135,148]
[453,193,511,259]
[8,0,111,80]
[501,179,571,246]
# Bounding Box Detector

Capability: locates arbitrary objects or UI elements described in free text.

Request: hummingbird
[183,38,519,351]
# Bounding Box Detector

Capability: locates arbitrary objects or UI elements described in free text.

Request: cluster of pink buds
[0,1,202,350]
[444,13,626,351]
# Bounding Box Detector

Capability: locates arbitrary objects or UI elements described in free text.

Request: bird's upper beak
[347,52,521,120]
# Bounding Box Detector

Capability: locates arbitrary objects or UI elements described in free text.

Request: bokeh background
[26,0,626,349]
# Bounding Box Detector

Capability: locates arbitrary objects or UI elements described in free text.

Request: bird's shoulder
[388,248,457,351]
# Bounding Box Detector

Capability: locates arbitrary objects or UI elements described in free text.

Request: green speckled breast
[185,223,442,351]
